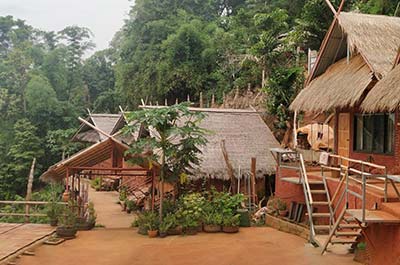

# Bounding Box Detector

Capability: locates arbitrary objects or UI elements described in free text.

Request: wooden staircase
[320,208,362,254]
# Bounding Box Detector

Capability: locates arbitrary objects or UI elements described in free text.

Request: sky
[0,0,132,55]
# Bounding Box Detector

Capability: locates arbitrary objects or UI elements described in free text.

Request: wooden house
[291,12,400,169]
[273,12,400,264]
[41,107,280,208]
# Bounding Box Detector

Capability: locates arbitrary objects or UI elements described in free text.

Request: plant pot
[279,210,288,217]
[50,219,58,227]
[159,231,168,238]
[203,224,221,233]
[127,209,132,214]
[56,226,77,239]
[185,227,198,235]
[197,224,203,232]
[167,226,182,235]
[148,230,158,238]
[222,226,239,233]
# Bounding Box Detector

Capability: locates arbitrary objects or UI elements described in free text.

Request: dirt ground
[88,188,134,228]
[15,227,358,265]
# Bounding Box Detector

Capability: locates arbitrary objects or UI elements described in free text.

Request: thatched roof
[361,51,400,112]
[72,113,121,143]
[292,12,400,112]
[338,12,400,78]
[142,106,280,179]
[290,55,373,112]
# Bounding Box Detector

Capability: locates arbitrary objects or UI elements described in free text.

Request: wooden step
[310,190,327,194]
[335,231,361,237]
[308,213,330,218]
[339,223,360,229]
[308,180,324,185]
[314,225,330,231]
[330,237,357,244]
[311,201,329,206]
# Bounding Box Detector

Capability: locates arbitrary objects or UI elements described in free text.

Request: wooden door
[337,113,350,161]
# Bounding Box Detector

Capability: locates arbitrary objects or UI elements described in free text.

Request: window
[354,113,394,154]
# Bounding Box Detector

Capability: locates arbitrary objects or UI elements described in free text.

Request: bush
[91,177,102,190]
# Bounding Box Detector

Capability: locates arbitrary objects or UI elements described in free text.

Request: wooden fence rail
[0,201,68,220]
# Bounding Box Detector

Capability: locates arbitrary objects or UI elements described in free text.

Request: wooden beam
[25,158,36,223]
[324,0,337,15]
[251,158,257,205]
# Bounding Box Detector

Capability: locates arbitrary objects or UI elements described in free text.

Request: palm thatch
[290,55,373,112]
[338,12,400,78]
[142,106,280,179]
[361,64,400,112]
[194,108,279,179]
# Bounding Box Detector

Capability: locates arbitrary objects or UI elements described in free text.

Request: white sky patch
[0,0,132,55]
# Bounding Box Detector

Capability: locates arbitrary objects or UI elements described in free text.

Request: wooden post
[165,99,168,106]
[151,169,155,212]
[187,94,190,102]
[211,94,215,107]
[251,157,257,206]
[25,158,36,223]
[175,98,178,105]
[199,92,203,108]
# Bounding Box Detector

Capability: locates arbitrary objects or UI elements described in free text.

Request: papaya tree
[123,103,208,220]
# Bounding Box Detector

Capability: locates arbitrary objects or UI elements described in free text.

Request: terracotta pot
[203,224,221,233]
[148,230,158,238]
[56,226,77,239]
[279,210,288,217]
[222,226,239,233]
[185,227,198,235]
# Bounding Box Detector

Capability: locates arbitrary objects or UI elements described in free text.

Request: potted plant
[145,212,159,238]
[164,214,182,235]
[136,213,148,235]
[56,202,78,239]
[203,211,222,233]
[222,214,240,233]
[126,200,136,214]
[76,202,97,230]
[119,188,128,211]
[277,199,288,217]
[354,242,368,263]
[91,177,102,191]
[46,201,62,227]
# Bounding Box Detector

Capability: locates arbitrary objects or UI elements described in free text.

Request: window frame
[353,112,395,155]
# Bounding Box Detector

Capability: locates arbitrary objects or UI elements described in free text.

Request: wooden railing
[0,201,67,222]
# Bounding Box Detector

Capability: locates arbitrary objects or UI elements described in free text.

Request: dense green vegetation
[0,0,399,200]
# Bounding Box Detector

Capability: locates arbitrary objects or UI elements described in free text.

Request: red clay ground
[15,227,358,265]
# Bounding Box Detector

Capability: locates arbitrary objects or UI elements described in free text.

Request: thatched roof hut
[142,106,280,179]
[361,49,400,112]
[290,12,400,113]
[72,113,122,143]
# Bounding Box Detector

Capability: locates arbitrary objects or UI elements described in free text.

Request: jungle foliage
[0,0,398,199]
